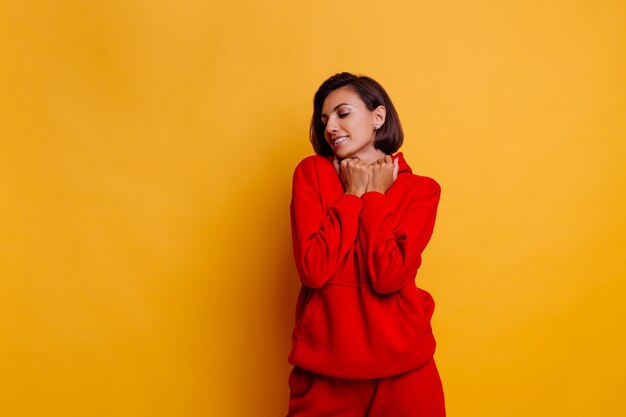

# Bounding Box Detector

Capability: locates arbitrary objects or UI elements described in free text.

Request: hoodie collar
[325,152,412,174]
[393,152,412,174]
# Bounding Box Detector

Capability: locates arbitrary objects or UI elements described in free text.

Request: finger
[393,159,399,180]
[385,155,392,165]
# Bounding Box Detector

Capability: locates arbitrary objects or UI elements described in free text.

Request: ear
[373,105,386,128]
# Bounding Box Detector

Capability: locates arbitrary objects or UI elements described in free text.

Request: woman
[287,72,445,417]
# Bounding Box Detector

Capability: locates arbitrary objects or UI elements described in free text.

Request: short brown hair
[310,72,404,156]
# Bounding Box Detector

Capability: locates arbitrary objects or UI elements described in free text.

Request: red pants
[287,359,445,417]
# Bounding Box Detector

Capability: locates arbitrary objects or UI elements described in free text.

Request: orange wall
[1,1,625,416]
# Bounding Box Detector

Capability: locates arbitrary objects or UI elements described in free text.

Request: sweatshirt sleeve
[290,158,363,288]
[358,177,441,294]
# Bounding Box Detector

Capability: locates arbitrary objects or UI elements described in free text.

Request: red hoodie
[288,152,441,379]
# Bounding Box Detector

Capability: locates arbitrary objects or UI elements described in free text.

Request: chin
[333,148,353,160]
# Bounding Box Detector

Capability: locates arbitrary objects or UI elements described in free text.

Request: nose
[325,116,338,135]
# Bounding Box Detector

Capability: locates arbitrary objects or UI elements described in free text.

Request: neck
[351,148,387,165]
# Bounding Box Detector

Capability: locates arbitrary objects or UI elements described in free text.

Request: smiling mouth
[332,136,348,146]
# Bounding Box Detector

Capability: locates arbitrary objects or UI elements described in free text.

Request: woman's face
[320,86,384,160]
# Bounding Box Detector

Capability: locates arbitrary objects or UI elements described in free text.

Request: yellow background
[1,0,625,416]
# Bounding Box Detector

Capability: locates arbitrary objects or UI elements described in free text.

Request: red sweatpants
[287,359,445,417]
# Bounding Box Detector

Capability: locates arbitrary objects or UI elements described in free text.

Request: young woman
[287,72,445,417]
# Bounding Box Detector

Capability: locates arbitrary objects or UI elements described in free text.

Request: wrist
[366,186,386,195]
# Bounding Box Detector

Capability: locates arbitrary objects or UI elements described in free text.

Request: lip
[331,135,349,146]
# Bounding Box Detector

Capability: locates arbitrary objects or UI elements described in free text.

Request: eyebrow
[321,103,350,118]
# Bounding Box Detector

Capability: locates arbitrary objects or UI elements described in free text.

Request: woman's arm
[358,177,441,294]
[290,157,363,288]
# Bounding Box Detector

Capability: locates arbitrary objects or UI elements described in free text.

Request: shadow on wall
[234,136,303,417]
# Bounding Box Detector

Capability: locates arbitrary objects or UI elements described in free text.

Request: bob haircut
[310,72,404,157]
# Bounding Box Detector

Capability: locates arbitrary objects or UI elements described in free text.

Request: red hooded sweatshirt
[288,152,441,379]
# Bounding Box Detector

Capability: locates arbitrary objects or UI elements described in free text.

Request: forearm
[359,181,440,294]
[292,191,362,288]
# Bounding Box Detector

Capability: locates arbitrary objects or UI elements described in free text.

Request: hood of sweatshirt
[325,152,412,175]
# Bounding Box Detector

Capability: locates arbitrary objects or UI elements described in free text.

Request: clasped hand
[334,155,399,197]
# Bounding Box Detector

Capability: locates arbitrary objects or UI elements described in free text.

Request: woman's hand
[340,158,369,197]
[366,155,398,194]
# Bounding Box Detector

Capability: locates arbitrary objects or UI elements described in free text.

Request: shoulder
[292,155,333,188]
[397,173,441,201]
[414,175,441,194]
[294,155,327,173]
[294,155,332,176]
